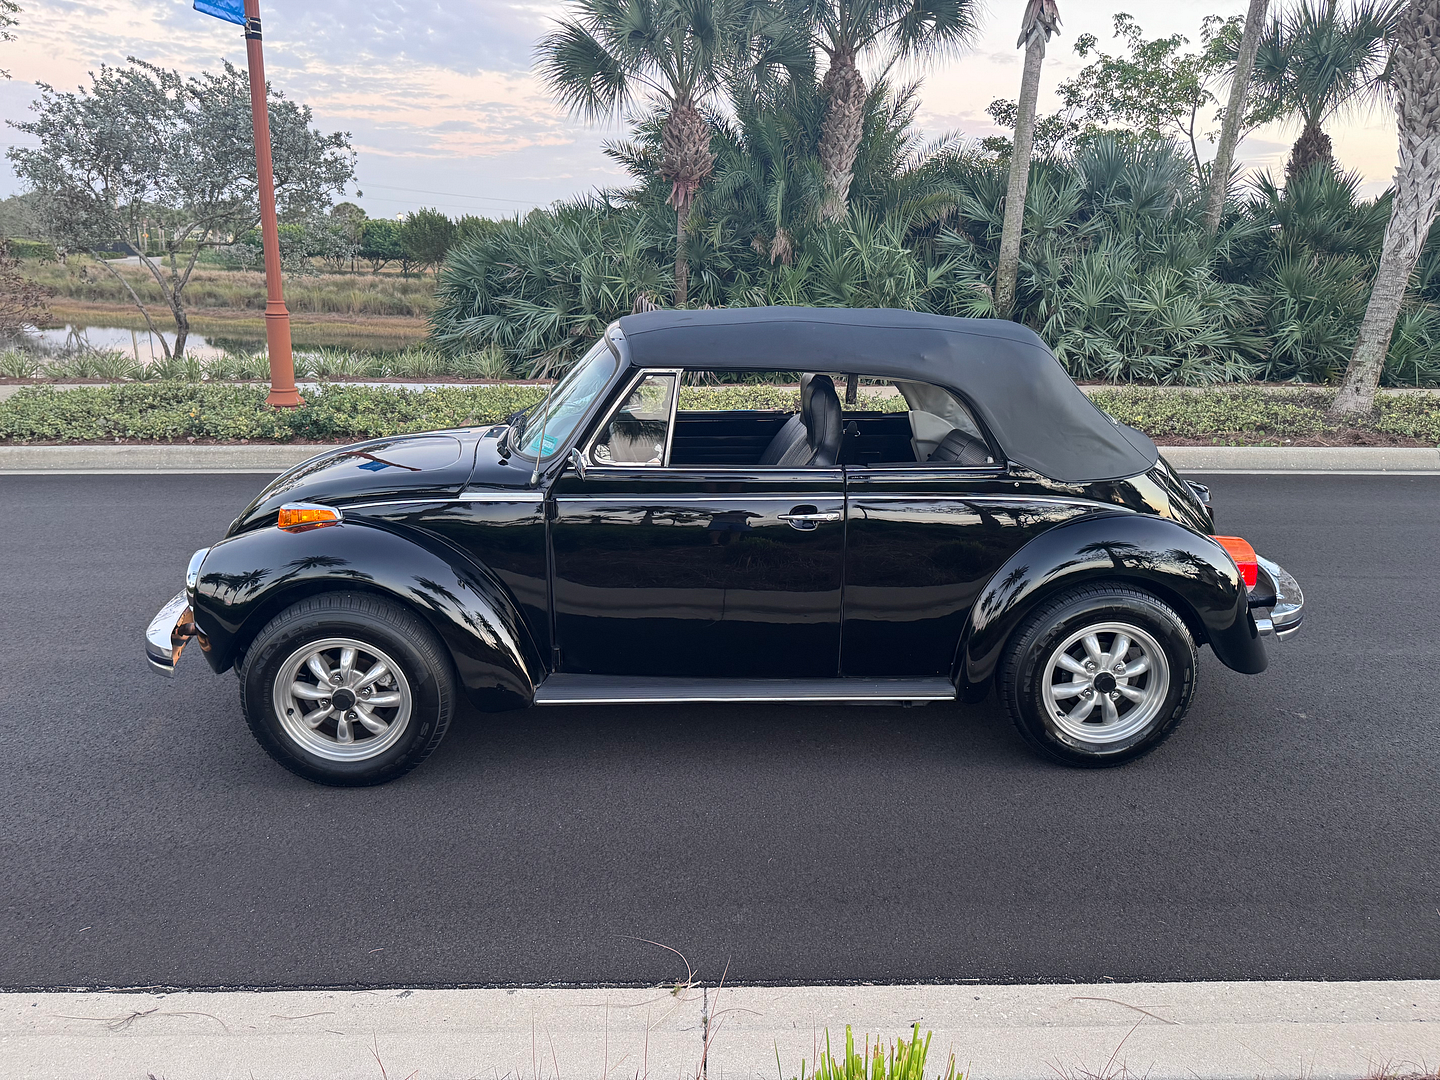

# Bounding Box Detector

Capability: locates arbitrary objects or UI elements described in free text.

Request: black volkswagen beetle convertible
[147,307,1303,785]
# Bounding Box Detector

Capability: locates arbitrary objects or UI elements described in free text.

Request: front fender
[191,520,544,710]
[958,511,1266,696]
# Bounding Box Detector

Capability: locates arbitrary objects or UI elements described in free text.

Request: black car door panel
[549,468,844,677]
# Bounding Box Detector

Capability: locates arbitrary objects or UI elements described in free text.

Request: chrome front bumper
[145,591,198,677]
[1251,555,1304,639]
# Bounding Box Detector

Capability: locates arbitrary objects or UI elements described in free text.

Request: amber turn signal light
[277,502,344,532]
[1213,535,1258,588]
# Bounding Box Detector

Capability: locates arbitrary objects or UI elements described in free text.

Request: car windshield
[513,337,619,460]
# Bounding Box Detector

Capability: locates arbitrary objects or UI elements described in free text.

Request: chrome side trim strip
[533,675,956,705]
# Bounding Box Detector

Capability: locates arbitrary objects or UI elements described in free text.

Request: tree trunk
[660,98,715,308]
[1286,119,1334,184]
[171,301,190,362]
[94,254,172,361]
[1203,0,1269,234]
[996,32,1048,317]
[674,197,692,308]
[818,46,866,224]
[1331,0,1440,419]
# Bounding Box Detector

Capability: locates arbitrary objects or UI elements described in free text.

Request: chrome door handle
[778,509,842,530]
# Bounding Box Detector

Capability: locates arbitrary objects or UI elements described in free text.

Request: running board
[532,675,957,705]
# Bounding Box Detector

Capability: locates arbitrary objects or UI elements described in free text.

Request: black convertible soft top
[616,306,1159,484]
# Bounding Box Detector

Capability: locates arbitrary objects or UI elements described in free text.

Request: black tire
[239,592,456,786]
[999,584,1197,768]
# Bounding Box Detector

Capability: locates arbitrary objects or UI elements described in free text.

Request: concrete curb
[3,980,1437,1080]
[1158,445,1440,472]
[1,443,1439,474]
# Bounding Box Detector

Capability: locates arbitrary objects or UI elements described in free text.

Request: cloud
[0,0,1401,213]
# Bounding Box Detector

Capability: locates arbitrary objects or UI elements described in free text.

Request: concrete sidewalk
[3,980,1437,1080]
[0,443,1437,474]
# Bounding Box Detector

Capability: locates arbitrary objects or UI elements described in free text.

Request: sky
[0,0,1404,220]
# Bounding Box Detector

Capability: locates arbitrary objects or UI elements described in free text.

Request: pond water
[13,324,247,361]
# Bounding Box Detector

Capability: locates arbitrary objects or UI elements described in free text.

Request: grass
[1,381,1437,445]
[789,1026,960,1080]
[27,256,436,317]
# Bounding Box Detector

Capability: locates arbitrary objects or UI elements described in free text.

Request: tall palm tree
[1331,0,1440,418]
[1203,0,1270,235]
[803,0,982,222]
[995,0,1060,317]
[1252,0,1402,183]
[537,0,730,306]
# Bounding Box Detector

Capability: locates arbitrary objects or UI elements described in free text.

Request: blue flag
[194,0,245,26]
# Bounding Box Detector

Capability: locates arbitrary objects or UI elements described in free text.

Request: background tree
[537,0,730,306]
[1332,0,1440,417]
[1204,0,1270,234]
[329,201,368,271]
[0,241,51,330]
[803,0,981,222]
[996,0,1061,317]
[1056,13,1245,176]
[401,207,457,275]
[359,218,404,273]
[455,214,497,247]
[1,0,18,80]
[7,58,354,359]
[1253,0,1401,182]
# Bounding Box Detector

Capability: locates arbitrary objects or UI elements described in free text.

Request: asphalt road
[1,472,1437,990]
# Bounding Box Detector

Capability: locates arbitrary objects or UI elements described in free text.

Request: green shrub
[2,383,1437,445]
[3,238,58,261]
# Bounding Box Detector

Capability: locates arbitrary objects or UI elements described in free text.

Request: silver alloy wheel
[1040,620,1170,746]
[273,637,413,762]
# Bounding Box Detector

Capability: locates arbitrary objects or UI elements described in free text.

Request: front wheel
[1000,584,1197,767]
[239,592,456,785]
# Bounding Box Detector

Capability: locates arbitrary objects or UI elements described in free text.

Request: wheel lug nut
[331,674,343,684]
[1114,663,1125,672]
[1084,661,1096,671]
[346,710,357,720]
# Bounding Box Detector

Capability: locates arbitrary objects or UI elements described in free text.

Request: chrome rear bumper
[1252,555,1304,639]
[145,591,198,677]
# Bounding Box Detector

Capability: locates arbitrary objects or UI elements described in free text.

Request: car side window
[590,373,677,466]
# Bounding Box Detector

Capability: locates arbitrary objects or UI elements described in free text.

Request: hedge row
[0,382,1436,445]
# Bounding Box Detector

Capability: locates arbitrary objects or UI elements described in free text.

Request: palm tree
[1331,0,1440,418]
[537,0,730,306]
[1202,0,1270,235]
[802,0,982,222]
[1252,0,1402,183]
[995,0,1061,317]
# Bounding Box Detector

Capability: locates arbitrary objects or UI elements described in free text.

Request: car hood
[229,432,484,535]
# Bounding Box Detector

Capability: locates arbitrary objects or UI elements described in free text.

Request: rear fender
[191,521,544,710]
[956,511,1266,697]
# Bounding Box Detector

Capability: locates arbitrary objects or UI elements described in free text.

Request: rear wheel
[1000,585,1197,767]
[240,592,455,785]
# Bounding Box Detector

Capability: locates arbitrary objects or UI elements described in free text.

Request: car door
[548,370,845,678]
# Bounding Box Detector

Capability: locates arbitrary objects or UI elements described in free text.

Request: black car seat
[757,373,816,466]
[928,428,993,466]
[800,375,843,466]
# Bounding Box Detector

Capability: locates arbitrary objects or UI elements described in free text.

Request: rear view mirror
[568,446,588,481]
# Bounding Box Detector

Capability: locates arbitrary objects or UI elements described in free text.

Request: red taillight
[1213,535,1258,588]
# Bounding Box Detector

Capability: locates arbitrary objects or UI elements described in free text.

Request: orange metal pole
[243,0,302,407]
